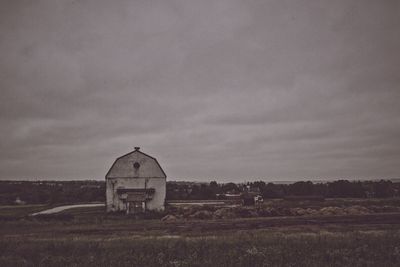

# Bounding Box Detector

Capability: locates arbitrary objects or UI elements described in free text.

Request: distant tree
[209,181,218,187]
[251,181,266,191]
[262,183,283,198]
[222,182,239,193]
[288,181,315,196]
[374,180,394,198]
[209,181,221,196]
[188,184,201,200]
[327,180,365,198]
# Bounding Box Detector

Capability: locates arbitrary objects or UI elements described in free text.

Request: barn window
[133,162,140,169]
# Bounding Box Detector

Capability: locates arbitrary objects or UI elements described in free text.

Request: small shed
[105,147,166,214]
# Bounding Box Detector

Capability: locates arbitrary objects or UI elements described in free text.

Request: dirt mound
[213,208,236,219]
[344,205,370,215]
[369,205,400,213]
[287,208,319,216]
[166,201,398,220]
[161,215,178,222]
[189,210,213,219]
[316,206,372,216]
[290,208,307,216]
[256,207,277,217]
[319,207,346,216]
[233,207,259,218]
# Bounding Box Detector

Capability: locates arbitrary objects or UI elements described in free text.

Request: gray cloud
[0,0,399,181]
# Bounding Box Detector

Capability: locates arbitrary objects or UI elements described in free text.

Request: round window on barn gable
[133,162,140,169]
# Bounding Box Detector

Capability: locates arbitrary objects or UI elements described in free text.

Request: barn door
[128,201,145,214]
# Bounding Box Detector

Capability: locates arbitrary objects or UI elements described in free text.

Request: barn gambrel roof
[105,149,167,179]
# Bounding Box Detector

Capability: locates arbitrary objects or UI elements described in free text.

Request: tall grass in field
[1,231,400,267]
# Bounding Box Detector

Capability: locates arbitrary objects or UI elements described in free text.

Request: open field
[1,198,400,266]
[2,229,400,267]
[0,204,51,219]
[2,208,400,238]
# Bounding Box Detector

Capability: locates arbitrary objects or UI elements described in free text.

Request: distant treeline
[166,180,399,200]
[0,179,399,205]
[0,181,105,205]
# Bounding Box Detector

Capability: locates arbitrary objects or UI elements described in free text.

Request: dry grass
[1,198,400,266]
[1,230,400,266]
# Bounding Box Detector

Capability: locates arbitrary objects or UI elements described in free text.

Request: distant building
[14,197,26,205]
[105,147,167,214]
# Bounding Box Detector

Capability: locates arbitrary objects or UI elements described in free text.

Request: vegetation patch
[1,230,400,266]
[164,198,400,220]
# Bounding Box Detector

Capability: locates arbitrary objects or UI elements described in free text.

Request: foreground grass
[0,204,50,219]
[1,199,400,266]
[1,230,400,267]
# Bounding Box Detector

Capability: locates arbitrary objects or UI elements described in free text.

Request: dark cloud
[0,0,399,181]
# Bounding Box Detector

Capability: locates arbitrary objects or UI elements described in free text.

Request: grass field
[1,229,400,266]
[0,204,50,219]
[1,198,400,266]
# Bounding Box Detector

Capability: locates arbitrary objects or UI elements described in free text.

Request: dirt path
[31,203,105,216]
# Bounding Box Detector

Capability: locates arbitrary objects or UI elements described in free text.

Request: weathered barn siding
[106,177,166,211]
[105,148,166,213]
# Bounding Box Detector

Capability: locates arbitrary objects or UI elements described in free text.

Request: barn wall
[145,178,166,210]
[106,177,166,212]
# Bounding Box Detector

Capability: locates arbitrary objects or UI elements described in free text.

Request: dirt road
[30,203,105,216]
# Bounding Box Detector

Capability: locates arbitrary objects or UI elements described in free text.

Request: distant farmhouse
[105,147,167,214]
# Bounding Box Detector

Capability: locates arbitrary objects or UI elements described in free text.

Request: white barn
[105,147,166,214]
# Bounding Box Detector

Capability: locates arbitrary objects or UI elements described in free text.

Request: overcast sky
[1,0,399,182]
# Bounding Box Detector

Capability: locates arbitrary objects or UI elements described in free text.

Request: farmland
[1,180,400,266]
[1,229,400,267]
[1,197,400,266]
